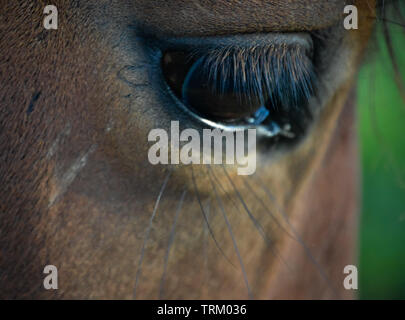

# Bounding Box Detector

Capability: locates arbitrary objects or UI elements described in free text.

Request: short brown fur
[0,0,375,299]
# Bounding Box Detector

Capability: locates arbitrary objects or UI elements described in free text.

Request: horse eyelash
[187,44,316,111]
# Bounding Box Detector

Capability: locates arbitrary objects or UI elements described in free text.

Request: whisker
[213,165,293,273]
[133,168,173,299]
[252,174,340,298]
[219,165,272,245]
[159,189,187,299]
[237,175,296,272]
[208,166,252,216]
[207,167,253,298]
[202,198,211,280]
[190,165,236,268]
[241,176,295,239]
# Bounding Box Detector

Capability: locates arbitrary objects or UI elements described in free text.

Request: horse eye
[162,51,267,123]
[161,40,316,139]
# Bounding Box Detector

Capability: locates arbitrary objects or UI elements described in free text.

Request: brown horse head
[0,0,385,299]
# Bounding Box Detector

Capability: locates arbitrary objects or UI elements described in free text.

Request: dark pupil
[182,56,265,121]
[162,51,269,123]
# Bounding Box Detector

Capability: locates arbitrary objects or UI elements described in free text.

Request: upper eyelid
[132,1,346,37]
[146,33,313,53]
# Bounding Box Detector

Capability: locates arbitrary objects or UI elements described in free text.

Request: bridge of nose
[132,0,346,37]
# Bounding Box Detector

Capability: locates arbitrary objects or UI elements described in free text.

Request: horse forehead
[130,0,346,36]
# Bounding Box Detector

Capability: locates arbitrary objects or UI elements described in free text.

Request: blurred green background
[358,24,405,299]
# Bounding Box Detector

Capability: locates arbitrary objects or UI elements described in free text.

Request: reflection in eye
[162,43,316,138]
